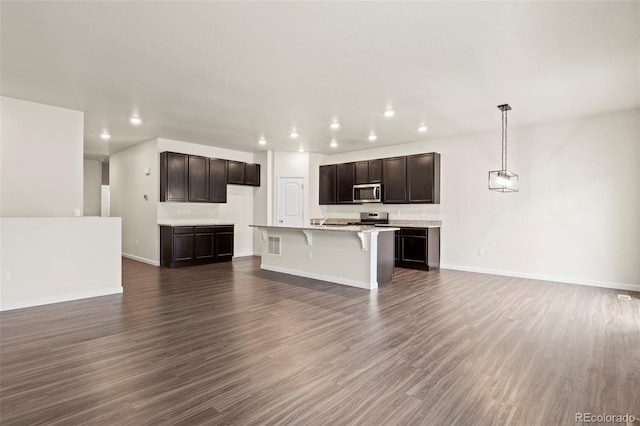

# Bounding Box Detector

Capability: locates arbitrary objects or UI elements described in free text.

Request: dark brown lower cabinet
[215,230,234,260]
[160,225,234,267]
[395,227,440,271]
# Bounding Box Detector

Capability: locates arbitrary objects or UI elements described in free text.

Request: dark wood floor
[1,257,638,425]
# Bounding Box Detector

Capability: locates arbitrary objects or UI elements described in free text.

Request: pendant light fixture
[489,104,519,192]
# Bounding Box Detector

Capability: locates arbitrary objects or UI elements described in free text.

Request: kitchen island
[250,224,399,289]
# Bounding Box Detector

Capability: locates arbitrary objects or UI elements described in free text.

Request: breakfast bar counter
[250,224,399,289]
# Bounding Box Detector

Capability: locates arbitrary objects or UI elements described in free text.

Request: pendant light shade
[489,104,519,192]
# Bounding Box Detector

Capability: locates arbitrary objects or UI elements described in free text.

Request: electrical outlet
[135,240,139,247]
[1,271,10,281]
[73,208,81,217]
[308,250,312,259]
[478,248,485,256]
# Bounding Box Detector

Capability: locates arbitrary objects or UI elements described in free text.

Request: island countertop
[249,224,399,233]
[158,222,235,227]
[310,218,442,228]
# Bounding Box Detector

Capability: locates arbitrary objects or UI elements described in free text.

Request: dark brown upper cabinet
[319,164,337,205]
[355,160,383,184]
[368,159,382,183]
[355,161,369,184]
[227,161,260,186]
[319,152,439,206]
[244,163,261,186]
[382,156,407,204]
[161,152,260,204]
[407,153,441,204]
[227,161,245,184]
[208,158,228,203]
[337,162,356,204]
[160,152,188,202]
[188,155,209,202]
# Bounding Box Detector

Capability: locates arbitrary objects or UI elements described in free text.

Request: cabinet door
[355,161,369,184]
[245,163,260,186]
[368,159,383,183]
[227,161,245,184]
[337,162,356,203]
[382,157,407,203]
[319,164,337,205]
[209,158,228,203]
[188,155,209,202]
[161,152,188,202]
[216,230,234,259]
[407,153,439,204]
[173,234,194,262]
[194,232,215,260]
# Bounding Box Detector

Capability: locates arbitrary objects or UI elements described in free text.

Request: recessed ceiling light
[129,117,142,125]
[384,109,395,118]
[330,139,338,148]
[290,129,299,138]
[330,120,340,130]
[368,133,377,142]
[258,136,266,145]
[418,125,428,133]
[100,131,110,140]
[298,147,304,153]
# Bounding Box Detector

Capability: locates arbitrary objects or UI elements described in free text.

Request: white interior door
[277,177,304,226]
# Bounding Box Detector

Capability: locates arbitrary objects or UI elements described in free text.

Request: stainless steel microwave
[353,183,382,203]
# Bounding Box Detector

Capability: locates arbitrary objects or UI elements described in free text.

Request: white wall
[110,139,159,264]
[1,96,83,217]
[0,217,122,311]
[83,159,102,216]
[317,109,640,290]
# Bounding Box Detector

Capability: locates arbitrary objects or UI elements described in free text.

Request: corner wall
[1,96,84,217]
[110,139,159,264]
[317,109,640,290]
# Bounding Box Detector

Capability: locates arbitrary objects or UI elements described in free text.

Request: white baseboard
[122,252,160,266]
[233,252,256,258]
[440,264,640,293]
[0,287,123,312]
[253,252,262,257]
[260,264,374,290]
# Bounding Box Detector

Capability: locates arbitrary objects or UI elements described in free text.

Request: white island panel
[252,225,397,290]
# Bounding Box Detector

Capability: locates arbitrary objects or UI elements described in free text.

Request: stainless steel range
[348,212,389,226]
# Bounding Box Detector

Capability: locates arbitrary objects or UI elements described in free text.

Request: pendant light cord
[502,109,508,171]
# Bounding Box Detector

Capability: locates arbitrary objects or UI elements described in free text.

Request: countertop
[249,224,399,233]
[310,218,442,228]
[384,220,442,228]
[158,222,234,227]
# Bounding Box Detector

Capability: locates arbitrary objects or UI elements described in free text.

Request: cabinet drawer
[400,228,427,237]
[173,226,194,234]
[215,226,234,233]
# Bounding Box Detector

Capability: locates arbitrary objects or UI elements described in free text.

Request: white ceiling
[2,1,638,159]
